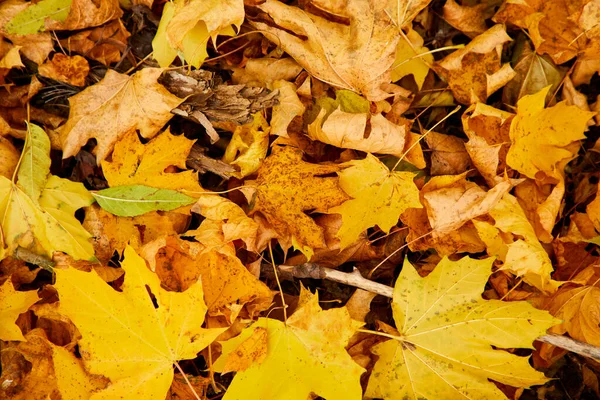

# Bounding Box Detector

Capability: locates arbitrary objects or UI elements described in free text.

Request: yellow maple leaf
[60,68,183,161]
[152,0,243,68]
[244,145,349,258]
[506,86,595,180]
[391,28,432,89]
[329,154,421,249]
[214,286,364,400]
[366,256,559,400]
[250,0,401,101]
[0,124,95,260]
[223,113,270,178]
[477,193,561,293]
[0,279,38,340]
[101,128,203,193]
[53,246,225,399]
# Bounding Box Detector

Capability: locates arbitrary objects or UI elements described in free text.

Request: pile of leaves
[1,0,600,399]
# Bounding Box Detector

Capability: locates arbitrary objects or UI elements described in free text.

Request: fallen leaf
[153,0,243,67]
[45,0,122,31]
[214,286,364,400]
[53,246,225,400]
[434,24,516,104]
[101,129,203,192]
[220,327,268,374]
[424,130,470,175]
[391,28,432,89]
[0,124,95,260]
[38,53,89,86]
[244,145,349,258]
[329,154,421,249]
[270,80,305,137]
[92,185,196,217]
[506,86,595,181]
[443,0,501,38]
[223,113,270,178]
[514,179,564,242]
[384,0,432,28]
[365,256,558,399]
[58,19,130,65]
[60,68,183,161]
[250,0,401,101]
[4,0,71,34]
[0,136,19,179]
[231,58,303,88]
[0,279,38,340]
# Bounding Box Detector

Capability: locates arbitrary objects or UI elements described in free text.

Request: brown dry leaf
[308,109,410,157]
[421,173,512,235]
[424,130,470,175]
[0,136,18,179]
[38,53,89,87]
[443,0,501,38]
[384,0,433,28]
[243,145,349,258]
[434,24,516,105]
[59,19,130,65]
[493,0,587,65]
[60,68,183,161]
[101,128,203,193]
[231,58,303,88]
[46,0,122,31]
[587,186,600,231]
[223,113,270,178]
[250,0,401,101]
[544,266,600,347]
[502,41,566,106]
[167,375,211,400]
[82,204,189,263]
[0,0,53,64]
[514,179,565,243]
[141,235,274,318]
[270,80,305,137]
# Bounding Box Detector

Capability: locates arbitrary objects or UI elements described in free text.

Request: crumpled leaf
[58,19,130,65]
[443,0,501,38]
[244,145,349,258]
[101,129,203,193]
[476,193,561,293]
[507,86,595,181]
[152,0,244,68]
[92,185,196,217]
[329,154,421,249]
[214,286,364,400]
[0,279,38,340]
[424,130,470,176]
[38,53,89,87]
[0,124,94,260]
[365,256,558,400]
[434,24,516,105]
[250,0,401,101]
[308,108,410,156]
[223,113,270,178]
[270,80,305,137]
[53,246,225,400]
[60,68,183,161]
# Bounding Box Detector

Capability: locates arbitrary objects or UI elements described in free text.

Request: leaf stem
[174,361,201,400]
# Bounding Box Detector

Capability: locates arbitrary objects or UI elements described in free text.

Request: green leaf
[92,185,196,217]
[5,0,72,35]
[16,123,51,202]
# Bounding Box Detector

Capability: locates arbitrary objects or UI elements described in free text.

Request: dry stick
[278,263,600,361]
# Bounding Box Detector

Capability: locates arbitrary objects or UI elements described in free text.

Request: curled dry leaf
[0,279,38,341]
[434,24,516,105]
[58,19,130,65]
[270,80,305,137]
[223,113,270,178]
[443,0,501,38]
[424,130,470,176]
[60,68,184,162]
[250,0,401,101]
[38,53,89,87]
[0,136,19,179]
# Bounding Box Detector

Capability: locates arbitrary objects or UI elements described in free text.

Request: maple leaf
[223,113,270,178]
[475,193,561,293]
[329,154,421,249]
[424,130,471,176]
[101,128,203,193]
[434,24,516,105]
[391,28,433,89]
[384,0,433,28]
[250,0,401,101]
[53,246,225,399]
[244,145,349,258]
[270,80,305,137]
[152,0,244,68]
[214,286,364,400]
[0,124,94,260]
[0,279,38,340]
[365,256,559,400]
[506,86,595,181]
[60,68,183,162]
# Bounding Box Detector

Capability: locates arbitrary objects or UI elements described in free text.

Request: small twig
[279,263,600,361]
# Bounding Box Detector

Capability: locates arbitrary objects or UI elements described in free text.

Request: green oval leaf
[92,185,196,217]
[5,0,71,35]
